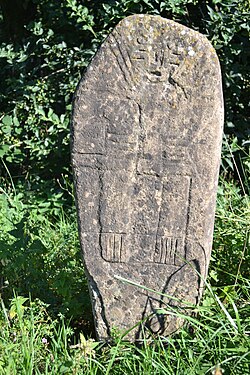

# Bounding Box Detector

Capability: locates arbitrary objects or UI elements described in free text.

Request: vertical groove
[168,237,172,261]
[98,171,104,259]
[136,103,144,173]
[119,235,122,262]
[164,238,168,264]
[174,238,178,265]
[163,238,167,264]
[154,181,164,260]
[112,234,115,261]
[109,235,111,260]
[160,237,164,264]
[104,235,107,261]
[185,177,192,260]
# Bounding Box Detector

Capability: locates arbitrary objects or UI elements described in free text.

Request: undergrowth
[0,276,249,374]
[0,170,249,374]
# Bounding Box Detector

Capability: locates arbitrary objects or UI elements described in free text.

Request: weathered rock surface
[71,15,224,340]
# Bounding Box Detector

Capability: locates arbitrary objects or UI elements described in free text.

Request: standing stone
[71,15,223,340]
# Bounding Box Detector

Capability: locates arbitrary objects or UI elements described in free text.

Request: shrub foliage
[0,0,249,199]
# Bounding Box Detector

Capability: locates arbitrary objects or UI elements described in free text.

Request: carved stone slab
[71,15,223,340]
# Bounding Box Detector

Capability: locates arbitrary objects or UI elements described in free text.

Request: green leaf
[2,125,11,134]
[0,145,9,157]
[2,115,12,126]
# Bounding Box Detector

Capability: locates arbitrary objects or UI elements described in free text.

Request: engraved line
[126,48,133,67]
[172,238,175,261]
[108,36,130,86]
[115,235,117,262]
[160,238,163,264]
[101,235,104,260]
[158,238,162,263]
[154,180,164,257]
[114,234,118,262]
[160,238,164,264]
[74,152,104,156]
[174,238,178,260]
[174,238,178,265]
[168,238,171,262]
[112,234,116,261]
[109,43,130,85]
[136,171,162,177]
[107,234,110,261]
[185,177,192,260]
[106,236,110,262]
[98,173,104,259]
[159,237,164,264]
[174,238,177,260]
[156,238,159,263]
[157,238,161,263]
[107,235,110,261]
[159,49,164,66]
[169,62,181,67]
[169,237,174,261]
[169,237,173,263]
[132,56,145,61]
[135,102,143,173]
[171,50,182,56]
[168,238,171,263]
[164,238,168,264]
[112,33,133,84]
[131,46,147,61]
[103,235,106,260]
[169,75,188,99]
[168,237,172,263]
[115,235,120,262]
[110,234,113,261]
[114,31,132,72]
[176,238,179,264]
[119,235,122,262]
[162,49,166,67]
[116,234,119,262]
[121,47,135,84]
[101,232,126,234]
[161,238,165,264]
[153,240,158,263]
[169,61,188,99]
[106,235,109,260]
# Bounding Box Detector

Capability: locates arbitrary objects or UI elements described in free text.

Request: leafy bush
[213,178,250,286]
[0,187,92,327]
[0,0,249,204]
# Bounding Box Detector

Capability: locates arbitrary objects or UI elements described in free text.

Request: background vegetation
[0,0,249,374]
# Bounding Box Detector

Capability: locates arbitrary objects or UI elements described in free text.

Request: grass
[0,276,249,374]
[0,150,249,374]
